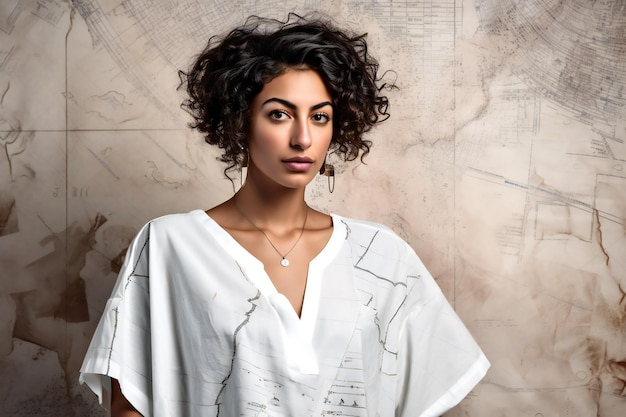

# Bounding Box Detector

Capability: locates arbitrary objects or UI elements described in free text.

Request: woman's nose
[290,120,312,149]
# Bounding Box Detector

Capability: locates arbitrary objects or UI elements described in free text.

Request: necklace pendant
[280,258,290,267]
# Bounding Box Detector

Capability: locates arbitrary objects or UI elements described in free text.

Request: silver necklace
[233,200,308,267]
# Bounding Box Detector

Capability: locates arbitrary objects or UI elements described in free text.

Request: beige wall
[0,0,624,415]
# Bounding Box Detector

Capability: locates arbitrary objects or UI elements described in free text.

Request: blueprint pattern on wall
[0,0,624,416]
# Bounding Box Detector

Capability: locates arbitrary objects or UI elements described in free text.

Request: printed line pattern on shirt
[215,262,261,416]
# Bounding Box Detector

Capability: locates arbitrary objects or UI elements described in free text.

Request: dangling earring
[320,151,335,193]
[239,147,248,188]
[323,163,335,193]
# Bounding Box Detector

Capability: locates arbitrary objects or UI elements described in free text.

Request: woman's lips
[283,157,313,172]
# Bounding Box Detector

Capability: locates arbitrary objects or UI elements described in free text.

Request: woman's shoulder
[332,214,411,251]
[130,209,209,239]
[332,213,399,236]
[333,214,430,287]
[150,209,207,223]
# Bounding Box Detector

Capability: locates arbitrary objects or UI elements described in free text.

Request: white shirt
[80,210,489,416]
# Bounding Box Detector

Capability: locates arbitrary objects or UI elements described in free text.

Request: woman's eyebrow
[262,98,333,111]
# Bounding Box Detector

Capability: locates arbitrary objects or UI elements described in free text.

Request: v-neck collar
[196,209,346,330]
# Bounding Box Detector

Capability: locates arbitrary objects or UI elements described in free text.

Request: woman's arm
[111,379,142,417]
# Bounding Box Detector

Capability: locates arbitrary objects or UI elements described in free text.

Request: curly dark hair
[179,13,394,174]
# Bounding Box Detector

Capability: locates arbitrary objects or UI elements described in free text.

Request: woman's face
[246,69,333,190]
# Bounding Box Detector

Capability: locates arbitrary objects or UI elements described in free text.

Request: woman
[80,14,489,417]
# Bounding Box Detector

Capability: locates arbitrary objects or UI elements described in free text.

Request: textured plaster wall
[0,0,624,416]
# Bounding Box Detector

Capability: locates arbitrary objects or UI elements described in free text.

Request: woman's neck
[233,182,308,232]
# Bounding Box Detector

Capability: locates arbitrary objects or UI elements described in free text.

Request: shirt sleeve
[79,222,152,416]
[395,247,490,417]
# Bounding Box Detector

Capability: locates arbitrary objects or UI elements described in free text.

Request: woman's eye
[268,110,289,121]
[312,113,330,123]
